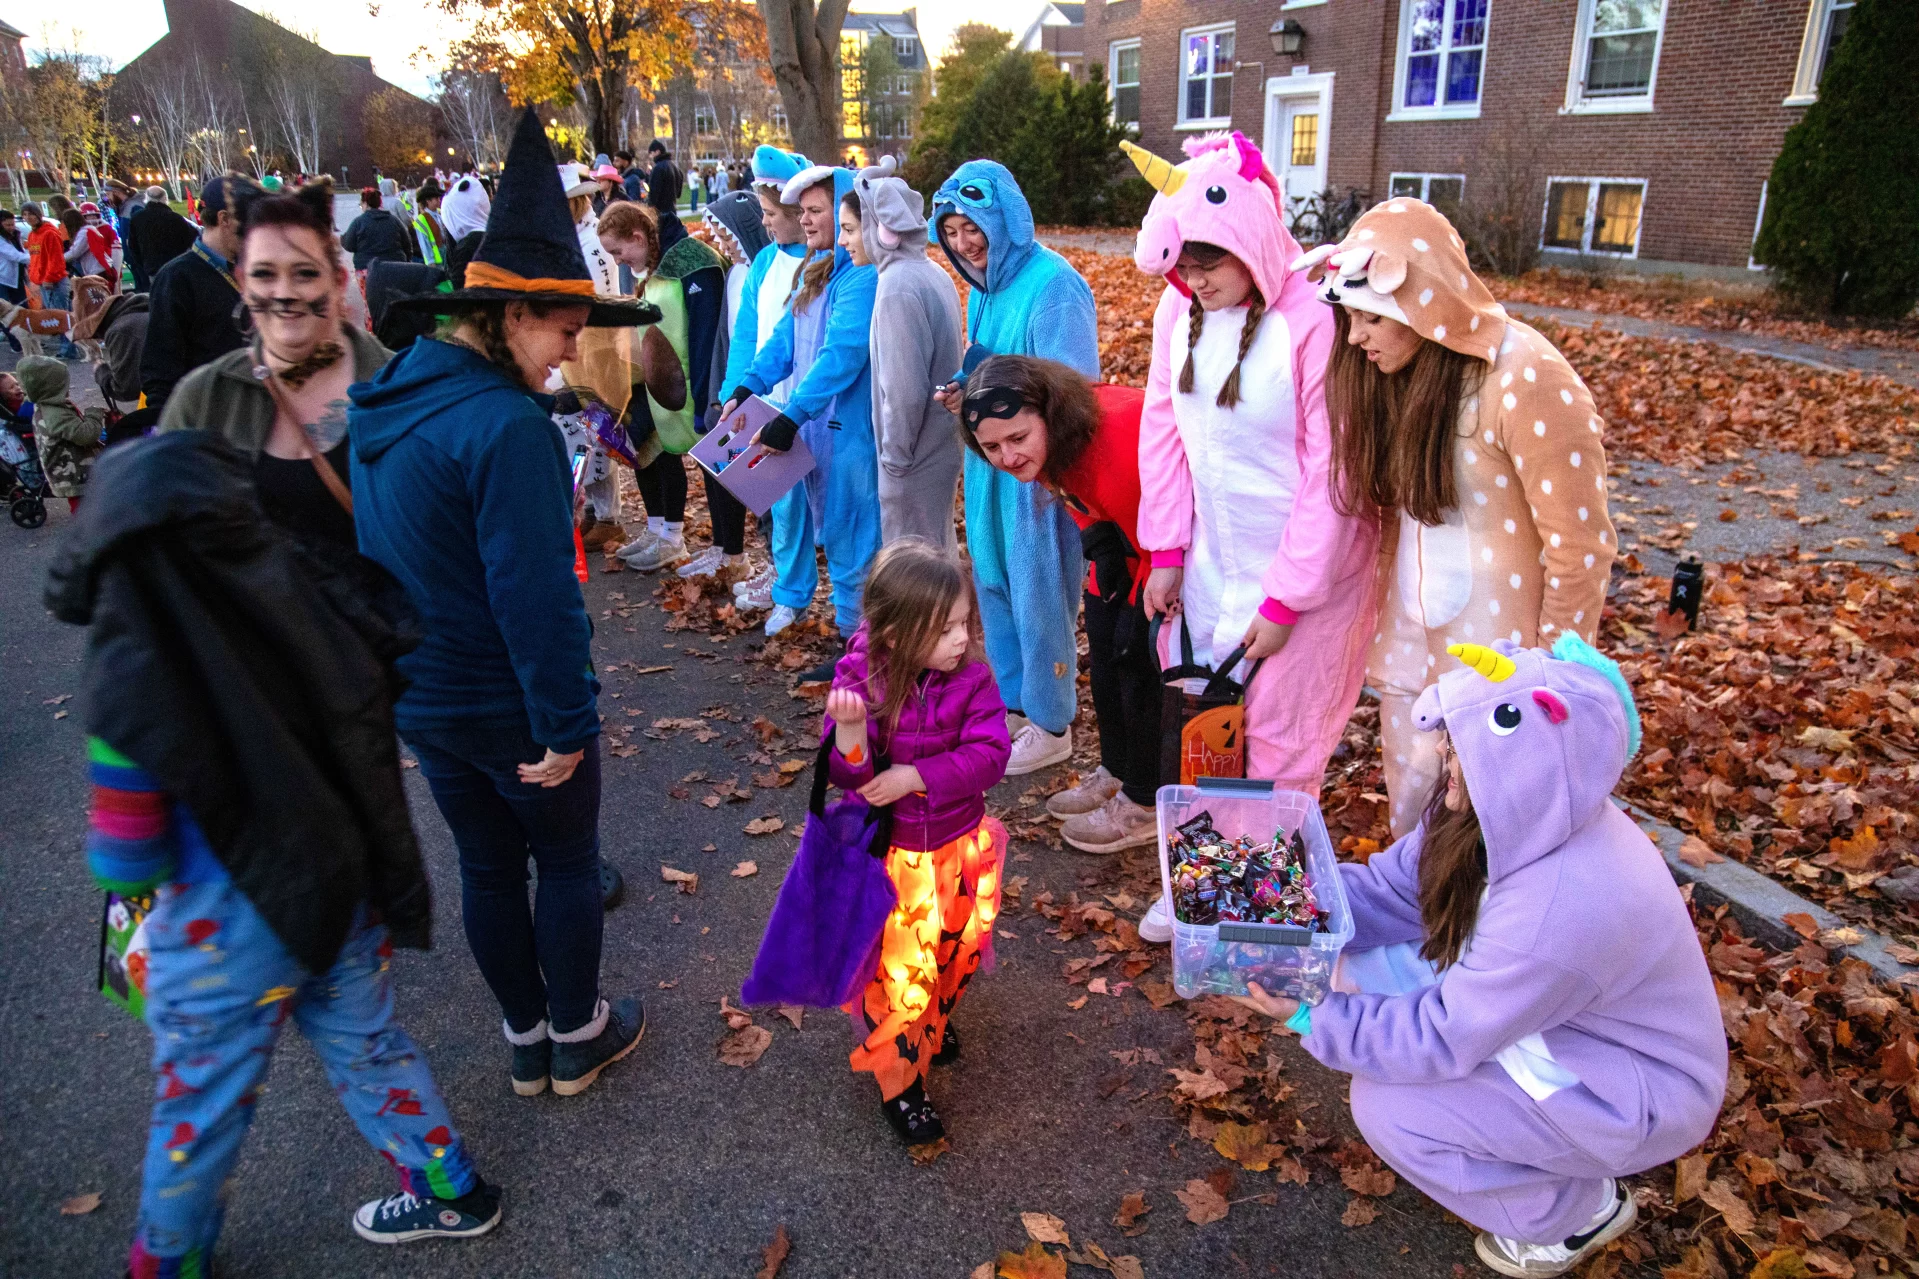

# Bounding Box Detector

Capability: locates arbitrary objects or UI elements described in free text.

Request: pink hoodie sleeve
[1135,285,1195,562]
[1258,292,1373,615]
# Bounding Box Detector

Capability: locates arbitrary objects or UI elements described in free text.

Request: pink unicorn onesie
[1126,131,1378,789]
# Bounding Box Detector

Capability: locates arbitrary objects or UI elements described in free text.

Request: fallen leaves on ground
[1340,1198,1380,1228]
[1212,1121,1286,1172]
[58,1192,101,1215]
[717,1021,773,1068]
[776,1004,803,1030]
[1493,267,1919,355]
[1063,1239,1145,1279]
[743,816,785,837]
[660,865,698,895]
[908,1137,950,1166]
[732,860,759,878]
[1175,1178,1230,1225]
[1113,1191,1150,1233]
[1020,1212,1069,1246]
[756,1223,791,1279]
[1067,243,1919,473]
[993,1241,1067,1279]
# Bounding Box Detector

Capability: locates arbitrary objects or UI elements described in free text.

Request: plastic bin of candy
[1156,778,1353,1004]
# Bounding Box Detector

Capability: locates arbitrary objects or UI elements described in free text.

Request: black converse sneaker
[352,1182,502,1244]
[1474,1180,1638,1277]
[880,1079,946,1145]
[550,997,646,1096]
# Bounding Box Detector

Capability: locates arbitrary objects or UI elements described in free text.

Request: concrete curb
[1624,799,1919,984]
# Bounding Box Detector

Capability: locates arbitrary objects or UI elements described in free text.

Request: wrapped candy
[1165,810,1327,932]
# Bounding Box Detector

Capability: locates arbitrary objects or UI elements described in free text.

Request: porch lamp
[1271,19,1306,55]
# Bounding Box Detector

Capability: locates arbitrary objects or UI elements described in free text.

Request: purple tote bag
[741,740,897,1008]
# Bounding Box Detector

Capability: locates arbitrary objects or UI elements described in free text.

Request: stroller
[1,414,47,528]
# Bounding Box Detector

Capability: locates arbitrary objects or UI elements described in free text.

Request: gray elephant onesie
[854,157,964,550]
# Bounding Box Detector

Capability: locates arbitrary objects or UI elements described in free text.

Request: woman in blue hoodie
[350,109,655,1099]
[718,163,880,663]
[931,161,1100,777]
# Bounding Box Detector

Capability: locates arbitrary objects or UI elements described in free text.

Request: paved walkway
[1038,233,1919,388]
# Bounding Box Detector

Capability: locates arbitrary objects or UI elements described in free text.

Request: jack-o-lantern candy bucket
[1153,617,1263,787]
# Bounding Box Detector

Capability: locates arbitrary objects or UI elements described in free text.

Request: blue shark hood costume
[929,161,1099,736]
[751,145,812,190]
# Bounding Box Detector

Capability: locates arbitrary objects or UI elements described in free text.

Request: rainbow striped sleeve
[87,736,176,894]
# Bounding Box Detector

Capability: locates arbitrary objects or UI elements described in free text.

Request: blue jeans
[403,722,604,1034]
[134,877,475,1269]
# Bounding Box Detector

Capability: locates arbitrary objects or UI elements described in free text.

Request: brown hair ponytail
[1325,304,1481,523]
[1174,240,1265,408]
[1178,289,1204,395]
[1216,287,1264,409]
[1417,747,1487,970]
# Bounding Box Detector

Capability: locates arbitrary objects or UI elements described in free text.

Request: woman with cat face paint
[161,178,392,551]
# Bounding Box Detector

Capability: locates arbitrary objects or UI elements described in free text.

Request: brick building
[1085,0,1857,273]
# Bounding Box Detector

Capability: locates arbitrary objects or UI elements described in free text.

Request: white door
[1277,99,1324,210]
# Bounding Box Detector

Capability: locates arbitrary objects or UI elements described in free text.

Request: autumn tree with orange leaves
[437,0,701,158]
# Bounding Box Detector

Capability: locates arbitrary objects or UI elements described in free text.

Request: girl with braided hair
[1125,132,1379,941]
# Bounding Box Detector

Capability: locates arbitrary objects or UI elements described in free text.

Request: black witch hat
[391,107,658,327]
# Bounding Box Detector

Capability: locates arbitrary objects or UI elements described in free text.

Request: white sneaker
[1046,764,1123,819]
[737,581,774,611]
[676,545,725,578]
[1475,1182,1637,1278]
[1006,711,1031,739]
[615,527,660,559]
[1138,894,1173,944]
[623,533,686,572]
[764,604,799,636]
[1004,723,1071,777]
[734,563,778,598]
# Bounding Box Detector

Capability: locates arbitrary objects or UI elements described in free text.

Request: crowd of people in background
[36,105,1730,1279]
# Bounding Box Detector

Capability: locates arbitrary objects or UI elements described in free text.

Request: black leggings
[1083,590,1163,807]
[633,451,687,522]
[703,468,747,556]
[634,451,748,555]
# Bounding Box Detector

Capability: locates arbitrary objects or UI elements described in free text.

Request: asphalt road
[0,505,1474,1278]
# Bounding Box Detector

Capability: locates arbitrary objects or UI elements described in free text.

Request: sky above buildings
[32,0,1044,98]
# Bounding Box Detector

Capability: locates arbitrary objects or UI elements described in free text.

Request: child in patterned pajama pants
[90,741,501,1277]
[849,821,1002,1103]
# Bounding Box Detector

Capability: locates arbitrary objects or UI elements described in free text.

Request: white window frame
[1387,0,1489,122]
[1748,180,1768,271]
[1388,172,1467,203]
[1539,176,1648,259]
[893,35,917,60]
[1561,0,1666,114]
[1108,37,1142,128]
[1785,0,1852,104]
[1177,23,1236,131]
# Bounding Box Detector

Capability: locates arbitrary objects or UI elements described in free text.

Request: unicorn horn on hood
[1119,140,1186,197]
[1447,642,1516,683]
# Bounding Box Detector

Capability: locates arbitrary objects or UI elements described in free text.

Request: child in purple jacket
[823,538,1013,1144]
[1233,635,1726,1277]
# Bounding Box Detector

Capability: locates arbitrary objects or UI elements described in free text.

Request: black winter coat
[125,201,198,290]
[340,208,414,271]
[45,431,432,972]
[141,248,245,411]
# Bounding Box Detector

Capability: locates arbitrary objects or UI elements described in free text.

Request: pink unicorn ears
[1532,689,1571,724]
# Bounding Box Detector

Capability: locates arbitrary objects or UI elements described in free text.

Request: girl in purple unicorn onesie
[1234,636,1726,1277]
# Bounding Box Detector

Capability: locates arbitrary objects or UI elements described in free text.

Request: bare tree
[757,0,852,163]
[119,49,199,199]
[437,68,510,169]
[190,56,240,180]
[1457,112,1553,277]
[261,54,329,175]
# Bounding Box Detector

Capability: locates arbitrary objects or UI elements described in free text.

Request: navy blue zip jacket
[349,337,600,753]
